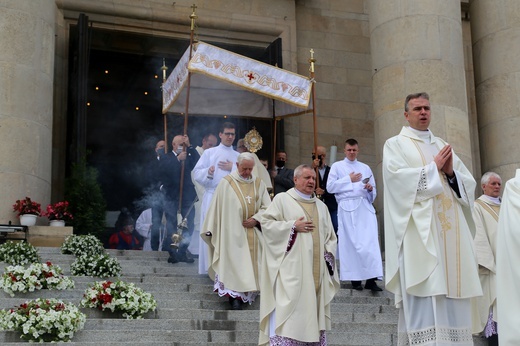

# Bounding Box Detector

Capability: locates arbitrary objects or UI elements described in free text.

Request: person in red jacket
[109,211,141,250]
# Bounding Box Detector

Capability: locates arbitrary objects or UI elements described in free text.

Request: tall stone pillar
[0,0,55,224]
[368,1,473,251]
[470,0,520,181]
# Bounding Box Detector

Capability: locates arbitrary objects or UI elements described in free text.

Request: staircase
[0,248,487,345]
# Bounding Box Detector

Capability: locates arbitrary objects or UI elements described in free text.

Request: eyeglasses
[223,132,235,137]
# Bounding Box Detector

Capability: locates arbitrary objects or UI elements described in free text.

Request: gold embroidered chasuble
[258,188,339,345]
[383,126,481,304]
[471,195,500,333]
[201,170,271,294]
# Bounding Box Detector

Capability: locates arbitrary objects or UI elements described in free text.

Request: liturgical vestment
[471,194,500,335]
[193,143,239,274]
[496,169,520,345]
[383,126,481,345]
[201,170,270,302]
[259,188,339,345]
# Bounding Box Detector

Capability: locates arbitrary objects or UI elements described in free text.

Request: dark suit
[273,166,294,195]
[318,165,338,232]
[145,154,165,251]
[158,146,200,254]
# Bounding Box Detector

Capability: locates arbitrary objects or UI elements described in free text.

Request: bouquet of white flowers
[0,241,40,266]
[0,298,86,342]
[61,234,104,256]
[0,262,75,297]
[80,280,157,319]
[71,253,122,277]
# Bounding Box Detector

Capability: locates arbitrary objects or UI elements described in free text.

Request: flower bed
[61,234,104,256]
[0,298,85,342]
[80,280,157,319]
[0,262,74,297]
[0,241,40,266]
[71,253,122,278]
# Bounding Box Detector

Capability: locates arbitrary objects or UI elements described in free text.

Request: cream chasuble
[471,195,500,334]
[201,170,270,301]
[259,188,339,345]
[496,169,520,345]
[383,127,481,345]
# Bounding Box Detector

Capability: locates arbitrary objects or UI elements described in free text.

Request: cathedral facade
[0,0,517,228]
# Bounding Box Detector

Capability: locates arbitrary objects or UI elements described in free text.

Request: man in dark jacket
[160,134,200,263]
[312,146,338,233]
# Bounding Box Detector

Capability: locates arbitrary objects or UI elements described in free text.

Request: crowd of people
[107,93,520,345]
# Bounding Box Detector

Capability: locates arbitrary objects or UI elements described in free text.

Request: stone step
[0,247,401,345]
[1,328,397,344]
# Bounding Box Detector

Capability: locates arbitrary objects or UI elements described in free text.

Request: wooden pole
[309,49,319,185]
[161,59,168,154]
[178,4,198,212]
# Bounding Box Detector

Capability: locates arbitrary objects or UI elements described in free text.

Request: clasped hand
[294,216,314,232]
[434,144,454,177]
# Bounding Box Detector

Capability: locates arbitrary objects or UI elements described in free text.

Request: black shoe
[351,280,363,291]
[365,279,383,292]
[229,298,242,310]
[167,255,178,264]
[177,251,195,263]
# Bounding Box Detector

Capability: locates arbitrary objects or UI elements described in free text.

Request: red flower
[43,201,73,221]
[12,197,42,217]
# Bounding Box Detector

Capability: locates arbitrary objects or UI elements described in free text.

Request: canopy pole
[172,4,198,249]
[161,59,168,154]
[309,49,319,185]
[178,4,198,212]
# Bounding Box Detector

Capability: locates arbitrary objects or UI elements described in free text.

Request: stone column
[369,0,473,169]
[0,0,55,224]
[368,1,473,254]
[470,0,520,181]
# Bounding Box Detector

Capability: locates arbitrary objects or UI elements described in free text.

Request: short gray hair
[294,164,313,178]
[237,152,255,165]
[405,92,429,112]
[481,171,501,186]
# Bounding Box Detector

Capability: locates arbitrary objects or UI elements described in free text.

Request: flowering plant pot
[71,253,122,278]
[43,201,73,223]
[0,241,40,266]
[61,234,104,256]
[0,262,75,297]
[0,298,86,342]
[13,197,41,217]
[19,214,37,226]
[80,280,157,319]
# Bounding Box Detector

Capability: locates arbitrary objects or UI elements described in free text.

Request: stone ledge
[6,226,72,247]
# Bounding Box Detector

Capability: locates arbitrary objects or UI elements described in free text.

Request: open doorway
[67,24,282,216]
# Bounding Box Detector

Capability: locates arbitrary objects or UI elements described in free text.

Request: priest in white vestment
[327,138,383,291]
[496,169,520,345]
[189,133,218,256]
[383,92,482,345]
[259,164,340,345]
[193,122,239,275]
[135,208,153,251]
[201,152,270,310]
[471,172,501,344]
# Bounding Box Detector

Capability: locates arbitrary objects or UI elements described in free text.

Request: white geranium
[61,234,104,256]
[0,298,85,342]
[71,253,122,277]
[80,280,157,319]
[0,262,74,297]
[0,241,40,265]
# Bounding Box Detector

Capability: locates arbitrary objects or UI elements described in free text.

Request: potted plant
[0,298,86,342]
[80,280,157,319]
[0,262,75,297]
[43,201,73,226]
[12,197,41,226]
